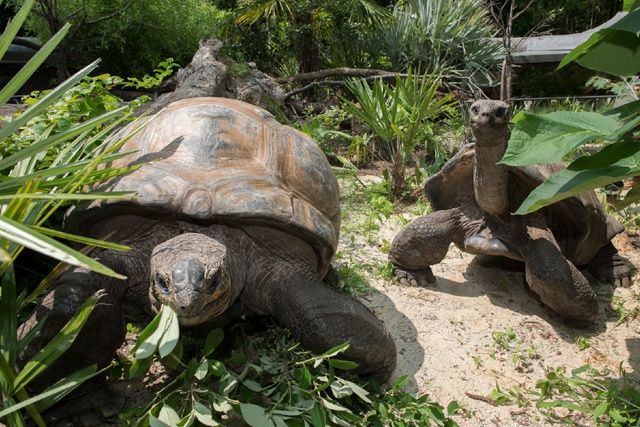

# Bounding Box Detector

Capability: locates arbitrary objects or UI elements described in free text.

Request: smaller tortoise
[389,100,632,324]
[19,97,396,420]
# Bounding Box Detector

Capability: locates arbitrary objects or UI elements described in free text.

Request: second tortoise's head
[149,233,243,326]
[469,100,510,147]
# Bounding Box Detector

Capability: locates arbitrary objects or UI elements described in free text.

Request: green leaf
[0,265,18,366]
[342,380,372,403]
[320,398,350,412]
[558,9,640,76]
[193,401,220,426]
[203,328,224,357]
[329,359,358,371]
[242,379,263,392]
[513,141,640,214]
[298,366,311,390]
[310,402,326,427]
[0,60,103,143]
[330,381,353,399]
[394,375,410,390]
[0,365,97,418]
[135,305,179,359]
[158,306,179,358]
[0,215,125,279]
[240,403,270,427]
[502,111,619,166]
[624,0,640,11]
[195,361,209,380]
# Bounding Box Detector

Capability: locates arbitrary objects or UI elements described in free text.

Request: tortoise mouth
[170,288,232,327]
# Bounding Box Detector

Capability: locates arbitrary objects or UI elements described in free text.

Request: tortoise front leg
[18,264,128,394]
[523,223,598,324]
[245,265,397,382]
[388,209,459,286]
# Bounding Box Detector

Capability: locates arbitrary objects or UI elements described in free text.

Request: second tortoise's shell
[66,97,341,271]
[426,143,624,265]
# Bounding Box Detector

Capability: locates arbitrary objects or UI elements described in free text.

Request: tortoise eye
[209,270,222,291]
[156,276,169,294]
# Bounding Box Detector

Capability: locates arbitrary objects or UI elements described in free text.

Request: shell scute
[67,97,340,267]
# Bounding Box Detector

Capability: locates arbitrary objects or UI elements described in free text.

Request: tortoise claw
[394,267,435,287]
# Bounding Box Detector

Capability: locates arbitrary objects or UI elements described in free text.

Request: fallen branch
[465,392,498,406]
[275,67,390,85]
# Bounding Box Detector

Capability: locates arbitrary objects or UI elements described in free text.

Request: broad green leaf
[513,141,640,214]
[330,381,353,399]
[310,402,326,427]
[203,328,224,357]
[242,379,262,392]
[0,215,125,279]
[502,111,620,166]
[158,306,179,358]
[298,366,311,390]
[320,398,350,412]
[240,403,270,427]
[617,183,640,209]
[158,404,181,425]
[193,400,219,426]
[624,0,640,11]
[195,361,209,380]
[394,375,410,390]
[558,9,640,76]
[135,305,177,359]
[329,359,358,371]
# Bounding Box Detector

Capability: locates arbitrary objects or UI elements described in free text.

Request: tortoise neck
[473,134,509,217]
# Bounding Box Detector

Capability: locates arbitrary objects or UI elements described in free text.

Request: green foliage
[121,308,460,427]
[501,3,640,214]
[502,101,640,214]
[235,0,392,73]
[489,328,540,372]
[558,8,640,76]
[341,68,456,197]
[14,0,224,78]
[0,0,156,423]
[533,365,640,426]
[373,0,502,84]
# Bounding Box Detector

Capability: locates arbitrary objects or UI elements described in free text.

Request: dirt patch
[344,175,640,426]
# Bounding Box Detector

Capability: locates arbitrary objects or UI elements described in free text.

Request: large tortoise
[389,100,632,324]
[19,97,396,421]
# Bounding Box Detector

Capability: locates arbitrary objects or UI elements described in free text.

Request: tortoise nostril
[180,306,187,311]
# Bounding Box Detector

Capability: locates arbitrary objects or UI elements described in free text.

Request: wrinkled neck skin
[473,125,510,217]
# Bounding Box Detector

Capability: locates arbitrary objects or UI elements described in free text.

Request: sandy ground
[341,176,640,427]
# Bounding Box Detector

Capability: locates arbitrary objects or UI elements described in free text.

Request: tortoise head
[469,100,510,147]
[149,233,242,326]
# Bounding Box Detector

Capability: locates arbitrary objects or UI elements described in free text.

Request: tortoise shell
[66,97,340,272]
[426,143,624,265]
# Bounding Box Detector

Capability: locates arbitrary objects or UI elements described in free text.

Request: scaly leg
[523,222,598,324]
[388,209,459,286]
